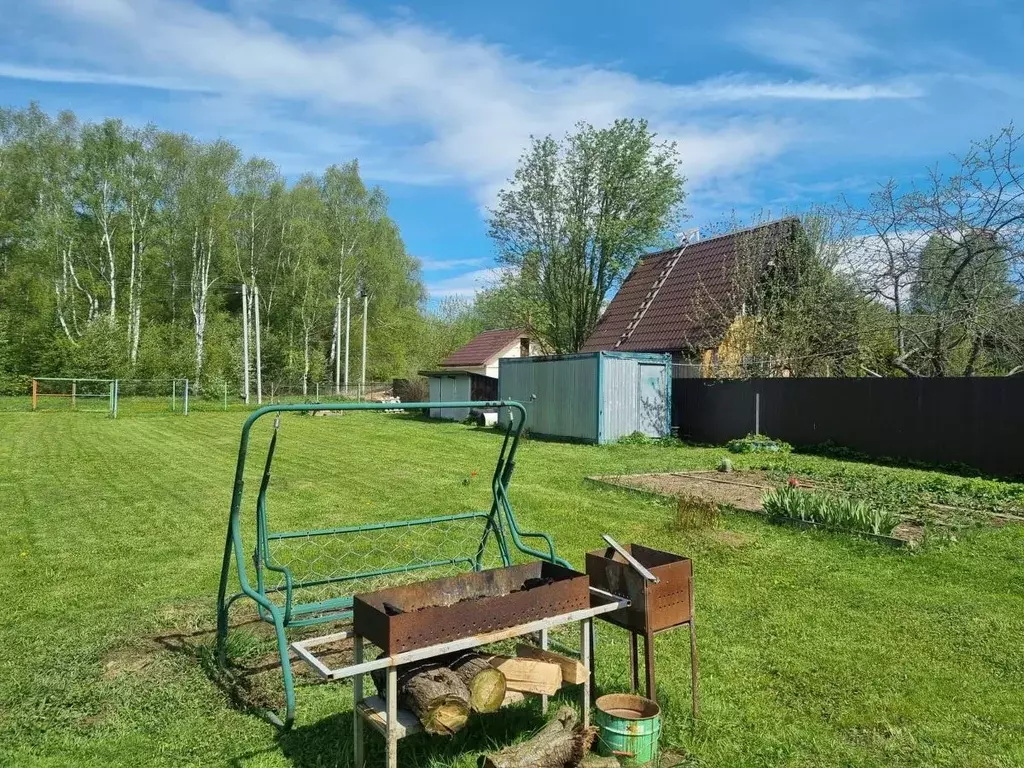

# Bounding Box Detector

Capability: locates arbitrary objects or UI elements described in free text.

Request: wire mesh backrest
[259,514,508,611]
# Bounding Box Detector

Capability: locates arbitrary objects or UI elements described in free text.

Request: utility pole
[254,283,263,405]
[334,293,341,395]
[344,297,351,398]
[360,294,368,400]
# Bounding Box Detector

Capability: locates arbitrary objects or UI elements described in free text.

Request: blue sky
[2,0,1023,302]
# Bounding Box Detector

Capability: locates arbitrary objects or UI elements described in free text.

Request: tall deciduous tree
[488,119,685,353]
[850,125,1024,376]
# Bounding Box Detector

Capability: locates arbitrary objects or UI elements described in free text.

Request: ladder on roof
[614,244,688,349]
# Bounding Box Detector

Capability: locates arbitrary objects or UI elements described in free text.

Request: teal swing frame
[215,400,570,729]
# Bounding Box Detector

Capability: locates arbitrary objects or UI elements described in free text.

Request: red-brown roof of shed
[581,218,798,353]
[441,328,527,367]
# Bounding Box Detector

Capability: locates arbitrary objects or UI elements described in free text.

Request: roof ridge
[639,216,799,261]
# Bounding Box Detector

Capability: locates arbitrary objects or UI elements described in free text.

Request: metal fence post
[184,379,190,416]
[224,381,228,411]
[755,391,760,435]
[171,379,176,412]
[111,380,119,419]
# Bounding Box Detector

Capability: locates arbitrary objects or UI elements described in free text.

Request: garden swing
[215,400,571,729]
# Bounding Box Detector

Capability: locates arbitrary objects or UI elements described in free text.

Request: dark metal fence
[672,377,1024,477]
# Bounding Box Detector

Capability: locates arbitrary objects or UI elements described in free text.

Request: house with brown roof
[438,328,538,378]
[419,329,539,419]
[581,217,802,376]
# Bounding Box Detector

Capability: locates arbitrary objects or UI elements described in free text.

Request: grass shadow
[277,700,549,768]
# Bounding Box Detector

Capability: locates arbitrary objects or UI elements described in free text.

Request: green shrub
[727,433,792,454]
[0,373,30,396]
[761,486,901,536]
[616,432,682,447]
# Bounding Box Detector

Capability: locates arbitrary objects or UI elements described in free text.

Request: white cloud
[419,256,488,271]
[732,15,881,77]
[0,62,208,91]
[426,267,503,298]
[11,0,923,207]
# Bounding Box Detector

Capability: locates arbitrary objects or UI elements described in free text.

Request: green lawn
[2,410,1023,767]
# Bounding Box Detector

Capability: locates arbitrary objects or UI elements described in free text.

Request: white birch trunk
[241,281,251,404]
[100,179,117,321]
[190,228,214,382]
[345,296,351,395]
[302,324,310,397]
[334,276,343,395]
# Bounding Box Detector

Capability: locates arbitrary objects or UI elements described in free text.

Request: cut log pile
[370,646,588,735]
[478,705,596,768]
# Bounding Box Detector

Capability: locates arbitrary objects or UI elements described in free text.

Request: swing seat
[215,400,567,729]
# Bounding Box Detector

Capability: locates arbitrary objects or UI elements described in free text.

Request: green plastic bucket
[594,693,662,767]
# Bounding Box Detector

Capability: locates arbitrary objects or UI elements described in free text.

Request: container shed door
[637,364,667,437]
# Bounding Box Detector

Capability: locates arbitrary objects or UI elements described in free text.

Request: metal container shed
[498,352,671,443]
[420,370,500,420]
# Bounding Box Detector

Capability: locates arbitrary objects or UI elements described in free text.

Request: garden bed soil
[588,470,924,544]
[587,471,777,512]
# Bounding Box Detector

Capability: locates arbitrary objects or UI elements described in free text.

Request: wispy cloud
[6,0,924,207]
[426,267,503,298]
[419,256,488,271]
[0,62,209,92]
[668,75,922,102]
[731,14,882,77]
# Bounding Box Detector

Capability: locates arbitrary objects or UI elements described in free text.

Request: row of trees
[0,104,428,396]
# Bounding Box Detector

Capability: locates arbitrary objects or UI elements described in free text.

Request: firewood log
[515,644,589,685]
[478,705,596,768]
[449,652,507,713]
[486,655,562,695]
[371,660,470,735]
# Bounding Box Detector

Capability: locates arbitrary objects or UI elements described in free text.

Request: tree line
[0,104,430,397]
[2,104,1020,397]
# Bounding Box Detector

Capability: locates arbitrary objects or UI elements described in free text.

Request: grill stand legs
[627,620,699,720]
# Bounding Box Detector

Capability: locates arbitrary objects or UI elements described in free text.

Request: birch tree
[321,162,374,393]
[231,157,281,403]
[78,120,127,323]
[183,139,237,382]
[122,125,161,365]
[283,178,331,394]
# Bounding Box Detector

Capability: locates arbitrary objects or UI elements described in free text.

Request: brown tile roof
[581,218,799,353]
[441,328,527,367]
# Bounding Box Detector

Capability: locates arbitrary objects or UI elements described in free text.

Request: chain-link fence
[0,377,400,417]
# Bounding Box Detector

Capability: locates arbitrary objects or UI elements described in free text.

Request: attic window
[520,338,531,357]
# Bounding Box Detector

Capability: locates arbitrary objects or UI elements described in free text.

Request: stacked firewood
[370,645,588,737]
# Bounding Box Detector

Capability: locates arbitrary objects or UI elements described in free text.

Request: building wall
[499,355,600,441]
[427,373,471,420]
[483,337,540,378]
[700,315,754,378]
[601,355,671,441]
[499,352,671,443]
